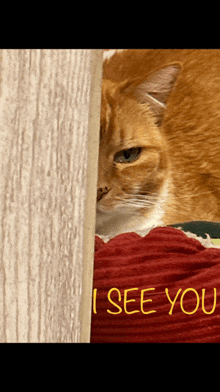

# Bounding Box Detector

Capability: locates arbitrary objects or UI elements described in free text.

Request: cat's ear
[122,64,181,125]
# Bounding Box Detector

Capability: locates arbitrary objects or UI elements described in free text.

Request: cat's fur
[96,49,220,240]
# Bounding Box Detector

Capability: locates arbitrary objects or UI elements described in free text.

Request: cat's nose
[97,186,109,202]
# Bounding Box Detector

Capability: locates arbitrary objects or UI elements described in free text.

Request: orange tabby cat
[96,49,220,240]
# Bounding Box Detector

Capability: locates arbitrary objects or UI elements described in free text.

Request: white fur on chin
[96,180,169,242]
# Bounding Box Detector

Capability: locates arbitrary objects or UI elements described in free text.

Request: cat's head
[96,64,181,238]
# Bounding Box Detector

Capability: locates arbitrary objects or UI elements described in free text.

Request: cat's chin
[95,180,170,241]
[96,204,163,242]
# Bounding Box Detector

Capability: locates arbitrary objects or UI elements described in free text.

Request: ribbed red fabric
[91,227,220,343]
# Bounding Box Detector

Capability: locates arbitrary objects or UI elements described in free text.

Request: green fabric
[169,221,220,239]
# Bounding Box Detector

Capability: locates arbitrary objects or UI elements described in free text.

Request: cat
[96,49,220,241]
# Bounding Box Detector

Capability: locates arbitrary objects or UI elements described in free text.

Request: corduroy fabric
[91,227,220,343]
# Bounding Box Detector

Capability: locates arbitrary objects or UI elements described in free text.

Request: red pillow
[91,227,220,343]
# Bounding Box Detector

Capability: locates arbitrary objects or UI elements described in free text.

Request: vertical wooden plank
[80,50,103,342]
[0,49,102,342]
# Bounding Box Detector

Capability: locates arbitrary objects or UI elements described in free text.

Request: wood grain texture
[80,50,103,342]
[0,49,102,342]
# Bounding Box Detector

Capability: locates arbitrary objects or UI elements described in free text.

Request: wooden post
[0,49,103,342]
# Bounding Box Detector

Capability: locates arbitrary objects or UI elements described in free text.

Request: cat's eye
[114,147,141,163]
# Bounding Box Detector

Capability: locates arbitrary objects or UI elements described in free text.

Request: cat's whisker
[130,194,158,199]
[123,200,157,206]
[120,195,158,209]
[124,201,157,206]
[121,204,157,210]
